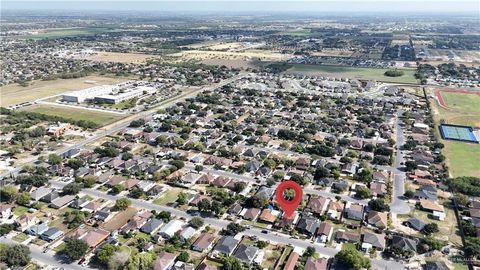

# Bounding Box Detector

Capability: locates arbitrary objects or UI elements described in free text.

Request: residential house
[367,211,388,229]
[30,187,52,201]
[305,257,329,270]
[405,218,426,231]
[335,230,361,243]
[192,233,216,252]
[306,196,330,216]
[159,220,185,239]
[16,214,37,231]
[326,201,344,220]
[283,251,300,270]
[26,223,49,236]
[390,235,417,253]
[212,236,239,256]
[0,204,13,219]
[81,228,110,248]
[296,215,320,237]
[415,185,438,201]
[41,227,64,242]
[153,251,176,270]
[141,218,164,235]
[362,232,386,252]
[345,203,364,221]
[316,222,334,243]
[370,182,387,197]
[233,244,259,264]
[242,208,261,221]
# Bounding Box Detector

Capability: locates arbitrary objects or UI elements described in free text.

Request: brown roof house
[153,251,176,270]
[306,196,330,216]
[305,257,329,270]
[192,233,216,252]
[242,208,261,221]
[367,211,388,229]
[284,251,300,270]
[81,228,110,248]
[316,222,334,243]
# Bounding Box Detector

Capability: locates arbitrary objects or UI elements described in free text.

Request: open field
[170,49,291,62]
[87,52,161,64]
[19,27,117,40]
[20,104,125,126]
[310,49,354,57]
[286,64,418,83]
[1,75,132,106]
[431,90,480,177]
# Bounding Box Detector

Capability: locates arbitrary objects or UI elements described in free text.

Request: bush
[384,69,405,77]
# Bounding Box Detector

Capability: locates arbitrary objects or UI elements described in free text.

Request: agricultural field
[287,64,418,83]
[0,75,132,106]
[19,27,117,40]
[20,104,125,126]
[87,52,161,64]
[431,90,480,177]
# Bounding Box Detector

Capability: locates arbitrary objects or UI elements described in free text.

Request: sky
[2,0,479,14]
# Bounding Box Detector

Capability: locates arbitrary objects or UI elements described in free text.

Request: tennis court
[440,124,478,143]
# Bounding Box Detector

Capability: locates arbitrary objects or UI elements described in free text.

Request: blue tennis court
[440,124,478,143]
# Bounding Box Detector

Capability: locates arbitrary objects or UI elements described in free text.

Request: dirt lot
[170,49,291,62]
[87,52,161,64]
[1,75,131,106]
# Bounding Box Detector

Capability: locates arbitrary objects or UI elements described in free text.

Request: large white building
[62,85,116,103]
[62,82,157,104]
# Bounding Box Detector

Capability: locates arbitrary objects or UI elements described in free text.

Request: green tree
[62,239,89,261]
[422,223,439,235]
[114,198,131,211]
[189,217,204,229]
[0,185,17,203]
[124,252,155,270]
[368,198,390,212]
[111,184,125,194]
[2,244,31,267]
[16,192,31,206]
[62,182,83,195]
[48,153,62,165]
[224,223,245,236]
[197,199,211,212]
[95,244,119,265]
[222,256,244,270]
[177,192,188,205]
[356,186,371,199]
[0,224,15,236]
[334,246,371,270]
[176,251,189,262]
[82,176,97,188]
[64,210,87,229]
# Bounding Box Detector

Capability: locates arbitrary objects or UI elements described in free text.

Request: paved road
[390,112,410,215]
[0,238,89,270]
[49,180,404,270]
[0,74,246,179]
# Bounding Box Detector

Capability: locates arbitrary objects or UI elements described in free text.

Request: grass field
[13,206,29,216]
[21,104,125,126]
[153,188,182,206]
[1,75,131,106]
[431,91,480,177]
[20,27,116,40]
[442,92,480,114]
[287,64,418,83]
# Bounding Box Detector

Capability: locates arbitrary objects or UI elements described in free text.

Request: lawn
[288,64,418,83]
[261,244,283,270]
[153,188,182,206]
[442,92,480,114]
[431,93,480,177]
[12,232,29,242]
[1,75,131,107]
[21,104,125,127]
[13,206,29,216]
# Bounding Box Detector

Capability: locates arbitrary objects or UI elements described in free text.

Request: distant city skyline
[2,0,479,14]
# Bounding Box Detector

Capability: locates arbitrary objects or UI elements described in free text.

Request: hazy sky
[2,0,479,14]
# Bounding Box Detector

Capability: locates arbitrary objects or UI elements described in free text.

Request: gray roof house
[296,215,320,236]
[362,232,386,251]
[390,235,418,253]
[405,218,426,231]
[30,187,52,201]
[213,236,239,256]
[41,227,64,242]
[26,223,49,236]
[233,244,259,264]
[141,218,164,235]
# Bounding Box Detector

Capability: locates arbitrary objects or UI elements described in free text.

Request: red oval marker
[275,180,303,219]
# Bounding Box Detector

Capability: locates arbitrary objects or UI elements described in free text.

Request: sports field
[287,64,418,83]
[440,124,478,143]
[431,89,480,177]
[20,104,125,126]
[0,75,131,106]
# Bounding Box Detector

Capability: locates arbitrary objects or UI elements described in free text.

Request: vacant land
[20,27,116,40]
[1,75,131,106]
[431,91,480,177]
[21,104,125,126]
[88,52,160,64]
[170,49,290,62]
[287,64,418,83]
[153,188,182,206]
